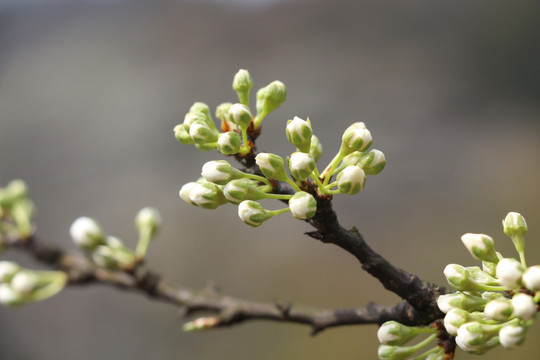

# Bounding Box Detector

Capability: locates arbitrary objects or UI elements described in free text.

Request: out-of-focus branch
[5,235,431,334]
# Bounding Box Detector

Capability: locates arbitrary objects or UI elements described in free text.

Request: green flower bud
[286,116,312,153]
[444,264,499,291]
[256,81,287,118]
[341,122,372,152]
[232,69,253,106]
[6,180,28,201]
[0,261,20,283]
[216,102,232,121]
[69,217,106,250]
[444,308,470,336]
[522,265,540,291]
[484,298,513,321]
[92,245,134,270]
[201,160,242,185]
[377,321,422,346]
[223,179,264,205]
[341,151,363,167]
[189,182,227,209]
[358,149,386,175]
[288,152,316,180]
[135,207,162,237]
[289,191,317,219]
[189,102,214,128]
[237,200,273,227]
[174,124,194,145]
[503,212,527,239]
[217,132,242,155]
[437,292,487,313]
[309,135,323,162]
[189,120,218,144]
[228,103,252,130]
[255,153,289,181]
[460,233,499,264]
[195,143,217,152]
[10,271,39,294]
[511,293,536,322]
[499,324,527,349]
[337,165,366,195]
[0,283,23,306]
[183,111,207,129]
[496,258,524,289]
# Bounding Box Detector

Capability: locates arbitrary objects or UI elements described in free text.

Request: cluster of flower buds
[0,261,67,306]
[377,321,444,360]
[0,179,36,244]
[436,212,539,354]
[70,207,161,269]
[176,70,386,227]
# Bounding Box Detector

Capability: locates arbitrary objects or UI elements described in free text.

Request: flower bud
[174,124,194,145]
[216,102,232,121]
[337,165,366,195]
[288,152,316,180]
[455,322,497,353]
[189,182,227,209]
[189,102,214,128]
[10,271,39,294]
[437,292,487,313]
[309,135,323,162]
[135,207,162,237]
[358,149,386,175]
[503,212,527,239]
[341,122,372,152]
[460,233,499,264]
[69,217,105,250]
[189,120,218,144]
[443,308,470,336]
[232,69,253,105]
[179,182,199,206]
[0,283,23,306]
[201,160,238,185]
[377,321,419,346]
[255,153,289,181]
[377,344,422,360]
[484,298,513,321]
[183,316,220,332]
[496,258,524,289]
[228,103,252,130]
[238,200,273,227]
[341,151,363,167]
[288,191,317,219]
[499,324,527,349]
[522,265,540,291]
[256,81,287,117]
[183,111,206,129]
[286,116,312,153]
[6,180,28,201]
[0,261,20,283]
[223,179,264,204]
[511,293,536,322]
[217,132,241,155]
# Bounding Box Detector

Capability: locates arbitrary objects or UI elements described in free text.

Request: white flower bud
[69,217,105,250]
[255,153,288,181]
[503,212,527,238]
[183,111,206,128]
[437,292,487,313]
[135,207,162,236]
[522,265,540,291]
[215,102,233,121]
[0,283,23,306]
[460,233,499,263]
[511,293,536,322]
[499,324,527,349]
[484,298,513,321]
[10,271,39,294]
[0,261,20,283]
[217,132,241,155]
[288,192,317,219]
[377,321,419,346]
[286,116,312,153]
[342,122,372,152]
[288,152,316,180]
[358,149,386,175]
[337,165,366,195]
[189,102,213,126]
[256,80,287,117]
[223,179,264,205]
[189,120,218,144]
[201,160,235,185]
[228,103,252,130]
[455,322,495,353]
[179,182,199,206]
[443,308,470,336]
[189,182,227,210]
[496,258,524,289]
[237,200,272,227]
[232,69,252,106]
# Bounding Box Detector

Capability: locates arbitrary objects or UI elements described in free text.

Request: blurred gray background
[1,0,540,359]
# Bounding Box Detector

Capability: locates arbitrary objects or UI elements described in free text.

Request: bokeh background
[1,0,540,359]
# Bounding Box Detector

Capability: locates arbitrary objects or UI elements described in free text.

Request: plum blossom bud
[288,152,316,180]
[0,283,23,306]
[228,103,252,130]
[358,149,386,175]
[179,182,199,206]
[511,293,536,322]
[499,324,527,349]
[377,321,420,346]
[255,153,289,181]
[135,207,162,237]
[216,102,232,121]
[189,102,214,128]
[256,81,287,117]
[189,182,227,209]
[69,217,105,250]
[443,308,470,336]
[460,233,499,264]
[217,132,241,155]
[0,261,20,283]
[223,179,258,204]
[286,116,312,153]
[174,124,194,145]
[503,212,527,239]
[522,265,540,291]
[237,200,273,227]
[189,120,218,144]
[10,271,39,294]
[484,298,513,321]
[201,160,240,185]
[183,111,206,129]
[309,135,323,162]
[496,258,524,289]
[455,322,499,353]
[337,165,366,195]
[288,192,317,219]
[437,292,487,313]
[341,122,372,152]
[232,69,253,105]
